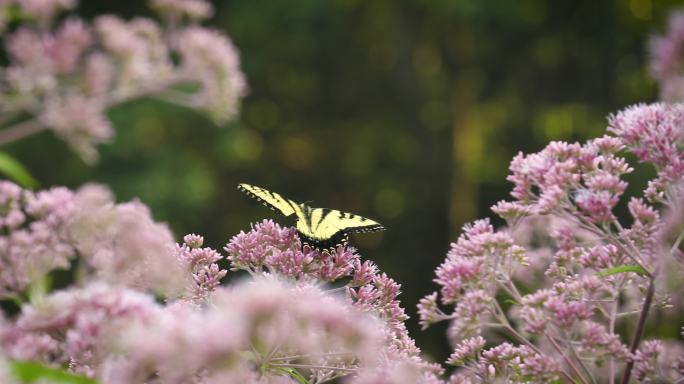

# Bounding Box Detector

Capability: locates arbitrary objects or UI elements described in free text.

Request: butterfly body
[238,183,385,249]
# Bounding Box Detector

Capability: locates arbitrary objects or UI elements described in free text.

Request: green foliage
[272,367,308,384]
[598,264,648,277]
[10,361,96,384]
[0,151,37,189]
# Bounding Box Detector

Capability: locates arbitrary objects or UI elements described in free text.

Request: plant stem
[269,363,356,373]
[562,330,598,384]
[0,118,45,145]
[670,230,684,255]
[0,75,194,146]
[609,294,619,384]
[492,302,579,384]
[270,352,355,361]
[546,335,590,384]
[620,277,655,384]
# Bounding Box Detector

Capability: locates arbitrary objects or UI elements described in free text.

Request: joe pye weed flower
[420,103,684,383]
[0,0,246,163]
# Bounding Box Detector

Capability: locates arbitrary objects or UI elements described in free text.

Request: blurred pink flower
[174,26,247,122]
[69,184,191,297]
[650,11,684,101]
[20,0,76,24]
[0,0,246,162]
[0,283,159,377]
[0,182,76,297]
[0,182,196,299]
[40,94,112,163]
[103,278,381,384]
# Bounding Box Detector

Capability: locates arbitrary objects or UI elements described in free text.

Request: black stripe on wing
[334,211,386,233]
[311,208,332,232]
[346,223,386,233]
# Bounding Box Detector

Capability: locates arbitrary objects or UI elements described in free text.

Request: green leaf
[10,361,97,384]
[4,4,28,23]
[0,152,37,189]
[272,367,309,384]
[598,265,648,278]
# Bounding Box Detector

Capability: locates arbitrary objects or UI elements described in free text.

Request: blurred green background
[4,0,681,362]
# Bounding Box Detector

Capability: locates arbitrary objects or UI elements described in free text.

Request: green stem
[546,335,590,384]
[620,278,655,384]
[609,294,619,384]
[269,363,355,373]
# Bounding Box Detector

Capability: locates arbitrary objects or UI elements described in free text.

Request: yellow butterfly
[238,183,385,249]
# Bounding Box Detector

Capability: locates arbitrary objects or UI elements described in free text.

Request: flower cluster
[632,339,684,382]
[418,219,525,343]
[1,276,428,384]
[492,136,632,226]
[448,343,560,383]
[102,278,383,384]
[0,182,76,297]
[225,220,442,382]
[0,181,440,383]
[175,233,227,302]
[421,102,684,383]
[0,181,197,299]
[608,103,684,207]
[650,10,684,101]
[0,0,246,162]
[226,219,371,283]
[0,283,159,377]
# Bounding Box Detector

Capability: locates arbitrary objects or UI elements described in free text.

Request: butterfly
[238,183,385,250]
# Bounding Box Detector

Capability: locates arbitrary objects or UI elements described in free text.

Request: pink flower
[226,219,428,368]
[95,15,172,88]
[461,343,561,382]
[608,103,684,168]
[175,234,227,301]
[430,219,525,305]
[650,11,684,100]
[104,278,381,383]
[0,183,77,296]
[447,336,486,366]
[40,93,112,163]
[20,0,76,24]
[6,18,92,76]
[174,26,247,122]
[84,53,114,96]
[69,185,191,297]
[434,258,484,304]
[491,200,533,221]
[225,219,300,272]
[0,283,159,376]
[0,1,247,162]
[417,292,440,330]
[446,290,493,343]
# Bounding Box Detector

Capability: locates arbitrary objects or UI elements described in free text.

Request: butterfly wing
[302,208,385,241]
[238,183,301,217]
